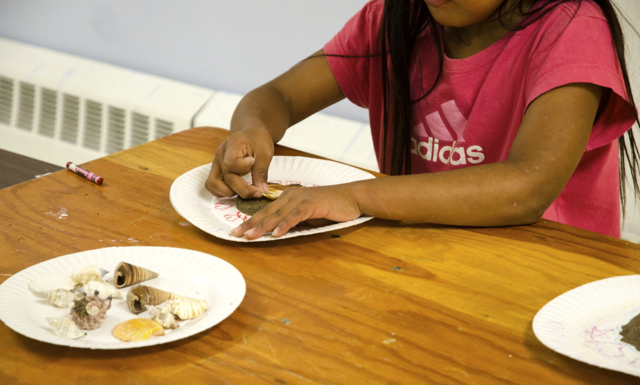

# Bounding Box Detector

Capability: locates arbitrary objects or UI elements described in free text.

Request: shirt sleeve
[525,1,635,150]
[323,0,384,109]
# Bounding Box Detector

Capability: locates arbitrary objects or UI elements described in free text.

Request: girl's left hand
[230,184,363,240]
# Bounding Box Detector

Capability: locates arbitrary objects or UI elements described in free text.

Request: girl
[205,0,639,240]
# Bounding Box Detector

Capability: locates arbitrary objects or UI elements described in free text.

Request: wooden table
[0,126,639,384]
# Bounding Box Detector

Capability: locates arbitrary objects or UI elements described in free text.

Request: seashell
[148,304,180,330]
[168,293,208,320]
[46,317,87,339]
[29,274,78,297]
[43,288,82,308]
[112,319,165,342]
[126,285,172,314]
[113,262,159,288]
[262,183,303,200]
[70,265,109,285]
[70,293,112,330]
[78,280,123,300]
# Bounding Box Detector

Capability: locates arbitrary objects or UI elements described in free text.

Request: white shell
[148,303,180,329]
[43,288,80,308]
[70,265,108,285]
[168,294,208,320]
[28,274,77,297]
[46,317,87,339]
[78,280,123,300]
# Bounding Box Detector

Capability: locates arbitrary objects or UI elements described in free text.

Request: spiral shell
[43,288,81,308]
[78,280,123,300]
[46,317,87,339]
[112,319,165,342]
[70,293,112,330]
[126,285,172,314]
[168,294,208,320]
[148,304,180,329]
[70,265,109,285]
[113,262,159,288]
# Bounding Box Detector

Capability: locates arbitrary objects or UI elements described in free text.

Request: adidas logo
[411,100,485,165]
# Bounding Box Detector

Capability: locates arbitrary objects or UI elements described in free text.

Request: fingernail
[231,227,242,236]
[245,228,257,238]
[253,191,262,198]
[272,226,281,237]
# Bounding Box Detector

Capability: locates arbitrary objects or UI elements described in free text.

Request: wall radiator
[0,37,214,167]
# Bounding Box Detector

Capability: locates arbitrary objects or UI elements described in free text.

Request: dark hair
[379,0,640,208]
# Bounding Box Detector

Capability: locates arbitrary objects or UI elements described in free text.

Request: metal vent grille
[61,94,80,144]
[130,112,149,147]
[107,106,125,154]
[0,76,13,124]
[17,82,35,131]
[155,118,173,139]
[83,100,103,151]
[38,88,57,137]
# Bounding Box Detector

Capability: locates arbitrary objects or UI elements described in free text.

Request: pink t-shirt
[324,0,635,237]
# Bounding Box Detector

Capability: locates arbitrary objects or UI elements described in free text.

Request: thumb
[251,154,272,194]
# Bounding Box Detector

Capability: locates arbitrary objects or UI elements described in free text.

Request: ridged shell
[70,294,112,330]
[168,294,208,320]
[44,288,81,308]
[70,265,109,285]
[263,183,303,200]
[113,262,159,288]
[148,304,180,330]
[112,319,165,342]
[46,317,87,339]
[126,285,172,314]
[29,274,77,297]
[78,280,123,300]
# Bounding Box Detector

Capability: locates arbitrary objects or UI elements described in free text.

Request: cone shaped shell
[126,285,172,314]
[112,319,164,342]
[113,262,159,288]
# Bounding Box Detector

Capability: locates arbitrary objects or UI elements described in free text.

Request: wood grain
[0,126,639,384]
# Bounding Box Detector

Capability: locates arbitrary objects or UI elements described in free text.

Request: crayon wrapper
[69,164,103,184]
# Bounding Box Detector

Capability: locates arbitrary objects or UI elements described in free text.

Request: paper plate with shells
[0,246,246,349]
[169,156,376,242]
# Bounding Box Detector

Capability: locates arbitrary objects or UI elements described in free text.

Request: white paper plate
[0,246,246,349]
[533,275,640,377]
[169,156,376,242]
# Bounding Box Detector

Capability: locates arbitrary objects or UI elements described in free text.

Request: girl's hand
[230,184,363,240]
[205,126,274,199]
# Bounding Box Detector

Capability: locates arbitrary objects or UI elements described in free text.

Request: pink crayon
[66,162,104,185]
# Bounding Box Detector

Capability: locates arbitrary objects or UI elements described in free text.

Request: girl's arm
[204,49,345,199]
[230,66,602,239]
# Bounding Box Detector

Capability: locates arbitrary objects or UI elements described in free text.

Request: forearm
[351,161,554,227]
[230,84,292,143]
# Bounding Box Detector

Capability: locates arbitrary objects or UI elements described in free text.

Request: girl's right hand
[204,126,275,199]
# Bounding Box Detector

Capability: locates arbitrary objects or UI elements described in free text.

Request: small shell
[70,294,112,330]
[113,262,159,288]
[70,265,109,285]
[29,274,78,297]
[46,317,87,339]
[168,294,208,320]
[43,288,81,308]
[112,319,165,342]
[148,304,180,329]
[78,280,123,300]
[263,183,303,200]
[126,285,172,314]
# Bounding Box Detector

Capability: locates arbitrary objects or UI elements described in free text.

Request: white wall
[0,0,370,123]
